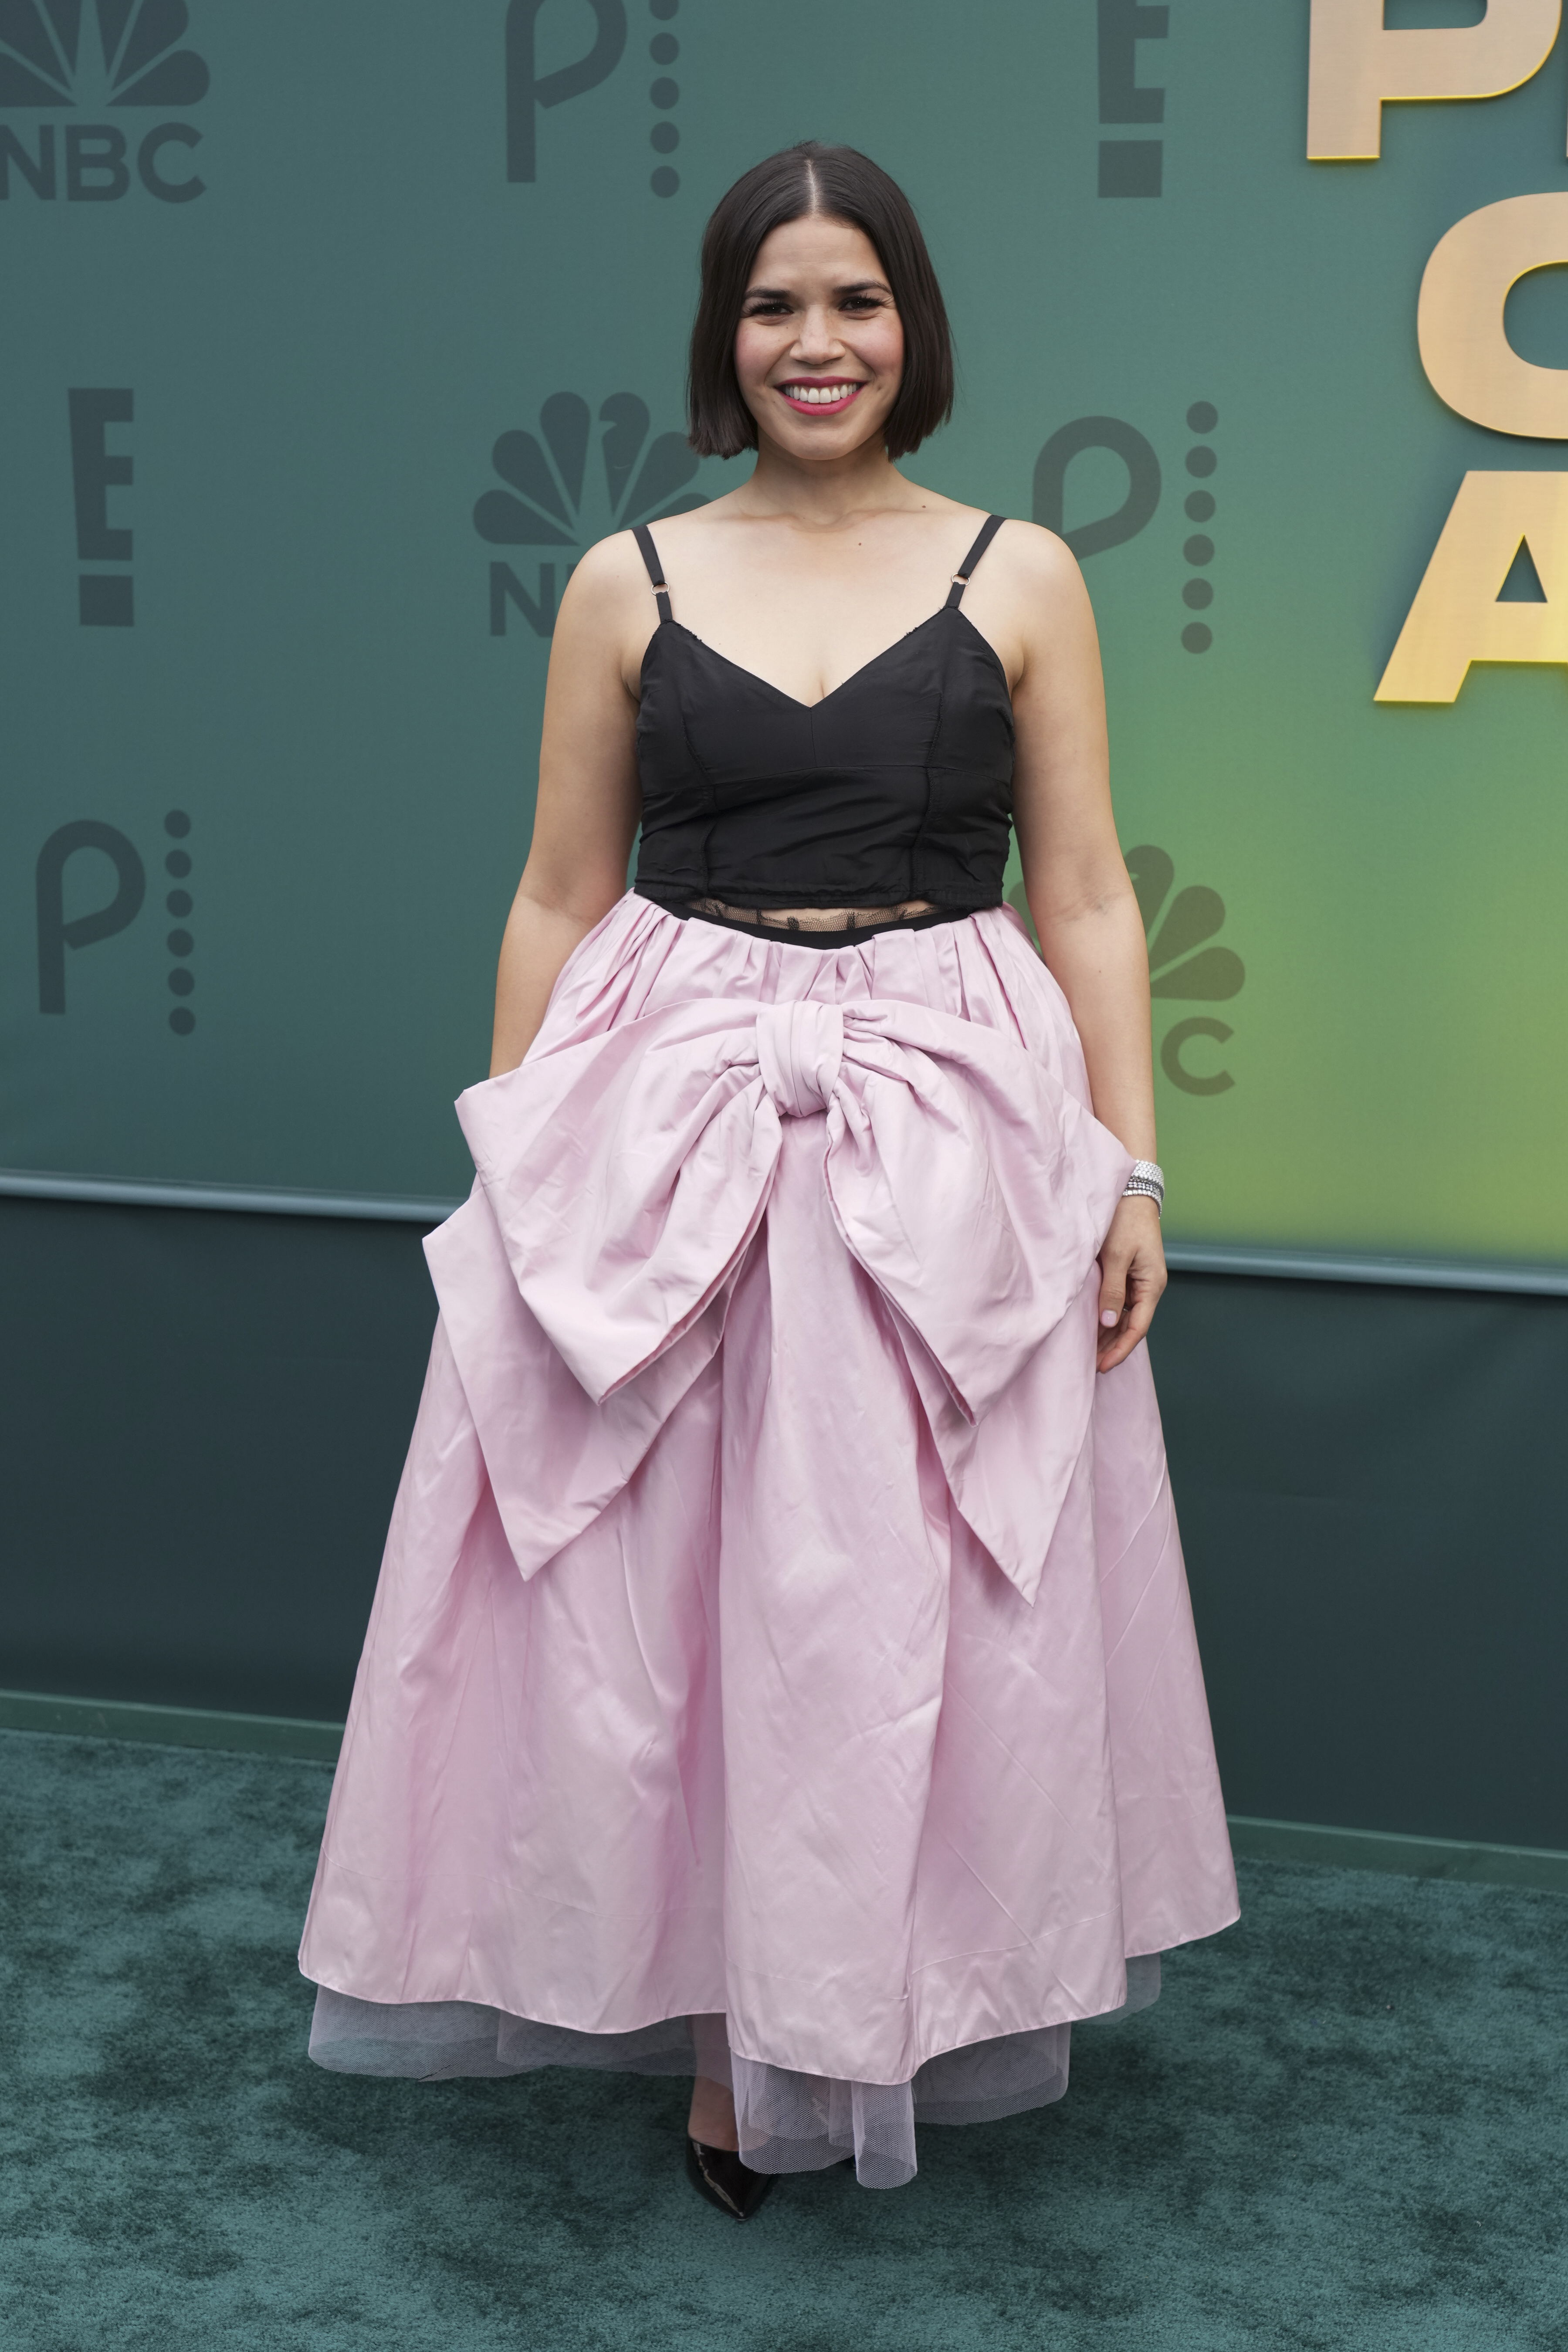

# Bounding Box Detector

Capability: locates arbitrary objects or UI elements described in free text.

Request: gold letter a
[1375,471,1568,702]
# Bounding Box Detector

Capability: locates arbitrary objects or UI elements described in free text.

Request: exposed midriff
[687,896,938,934]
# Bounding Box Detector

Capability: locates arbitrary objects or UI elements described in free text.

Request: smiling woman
[687,144,954,460]
[298,141,1237,2225]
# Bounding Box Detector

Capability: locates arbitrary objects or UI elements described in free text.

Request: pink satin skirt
[299,895,1238,2187]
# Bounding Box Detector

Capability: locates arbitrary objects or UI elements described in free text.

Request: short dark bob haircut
[687,142,955,462]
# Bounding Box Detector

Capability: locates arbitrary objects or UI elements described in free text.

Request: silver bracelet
[1123,1159,1164,1213]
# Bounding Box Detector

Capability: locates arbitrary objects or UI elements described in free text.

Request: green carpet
[1,1730,1563,2351]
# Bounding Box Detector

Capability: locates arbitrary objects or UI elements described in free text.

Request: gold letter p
[1307,0,1560,160]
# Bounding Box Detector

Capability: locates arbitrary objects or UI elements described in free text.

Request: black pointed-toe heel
[685,2136,776,2221]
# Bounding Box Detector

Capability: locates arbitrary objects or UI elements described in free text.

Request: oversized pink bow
[457,994,1131,1429]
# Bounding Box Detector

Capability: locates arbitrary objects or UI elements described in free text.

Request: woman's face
[733,214,905,461]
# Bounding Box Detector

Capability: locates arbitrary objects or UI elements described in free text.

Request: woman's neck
[729,429,924,530]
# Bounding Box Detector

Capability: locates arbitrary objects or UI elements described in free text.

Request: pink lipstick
[777,379,864,416]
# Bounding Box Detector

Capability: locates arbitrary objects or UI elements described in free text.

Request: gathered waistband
[634,888,994,952]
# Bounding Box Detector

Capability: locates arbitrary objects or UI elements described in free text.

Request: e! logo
[1097,0,1169,199]
[505,0,627,184]
[69,386,133,625]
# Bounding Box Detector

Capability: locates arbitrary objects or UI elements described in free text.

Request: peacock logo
[475,391,706,638]
[1127,845,1244,1096]
[1009,842,1245,1096]
[0,0,208,108]
[0,1,207,201]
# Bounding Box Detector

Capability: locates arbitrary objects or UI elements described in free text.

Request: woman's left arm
[988,524,1164,1373]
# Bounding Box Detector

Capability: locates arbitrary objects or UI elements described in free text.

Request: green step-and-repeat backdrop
[4,0,1568,1261]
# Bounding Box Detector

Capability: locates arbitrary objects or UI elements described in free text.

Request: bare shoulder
[962,517,1096,688]
[988,517,1088,607]
[550,528,660,681]
[558,527,650,619]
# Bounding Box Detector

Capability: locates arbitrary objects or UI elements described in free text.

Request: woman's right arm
[488,537,647,1076]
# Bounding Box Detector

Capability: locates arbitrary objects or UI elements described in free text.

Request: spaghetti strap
[945,515,1006,608]
[633,524,673,623]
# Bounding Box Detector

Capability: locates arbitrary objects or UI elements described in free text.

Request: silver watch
[1123,1159,1164,1212]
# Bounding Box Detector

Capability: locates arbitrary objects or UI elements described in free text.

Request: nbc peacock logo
[1008,842,1245,1096]
[0,0,208,203]
[1128,845,1245,1096]
[475,391,707,638]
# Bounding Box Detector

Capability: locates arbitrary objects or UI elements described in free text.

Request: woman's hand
[1096,1193,1167,1372]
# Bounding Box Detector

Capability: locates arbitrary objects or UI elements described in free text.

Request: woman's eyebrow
[741,278,893,299]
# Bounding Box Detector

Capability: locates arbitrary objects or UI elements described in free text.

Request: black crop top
[631,515,1015,937]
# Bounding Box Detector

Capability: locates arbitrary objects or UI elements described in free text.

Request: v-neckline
[651,607,1008,713]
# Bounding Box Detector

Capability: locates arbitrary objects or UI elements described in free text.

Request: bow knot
[437,986,1136,1602]
[756,1000,844,1119]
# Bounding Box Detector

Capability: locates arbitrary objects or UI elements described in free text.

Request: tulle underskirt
[308,1957,1161,2189]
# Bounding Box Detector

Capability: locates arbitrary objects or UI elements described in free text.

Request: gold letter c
[1419,193,1568,437]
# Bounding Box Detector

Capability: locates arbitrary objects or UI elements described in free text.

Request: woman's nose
[792,305,843,359]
